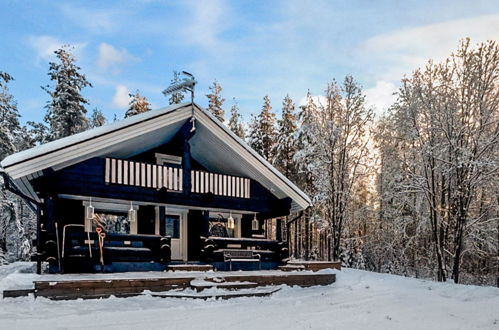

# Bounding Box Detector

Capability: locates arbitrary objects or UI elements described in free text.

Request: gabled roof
[1,103,311,212]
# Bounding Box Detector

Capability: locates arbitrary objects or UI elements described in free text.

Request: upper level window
[155,153,182,167]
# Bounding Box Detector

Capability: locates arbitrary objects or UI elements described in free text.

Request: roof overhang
[1,103,311,212]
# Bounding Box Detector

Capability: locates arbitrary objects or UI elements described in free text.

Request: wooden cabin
[0,103,311,273]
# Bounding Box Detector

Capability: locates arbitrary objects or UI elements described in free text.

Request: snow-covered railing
[105,158,182,191]
[191,170,250,198]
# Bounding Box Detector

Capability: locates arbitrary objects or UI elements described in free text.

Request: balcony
[104,158,250,199]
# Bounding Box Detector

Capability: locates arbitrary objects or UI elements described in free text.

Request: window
[165,215,180,239]
[155,153,182,167]
[94,212,130,234]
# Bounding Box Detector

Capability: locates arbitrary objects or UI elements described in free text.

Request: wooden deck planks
[32,272,336,300]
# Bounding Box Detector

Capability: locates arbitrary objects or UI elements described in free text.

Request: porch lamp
[227,212,235,230]
[128,201,137,222]
[85,197,95,219]
[252,213,259,231]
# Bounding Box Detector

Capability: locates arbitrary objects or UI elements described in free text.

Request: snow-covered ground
[0,262,498,330]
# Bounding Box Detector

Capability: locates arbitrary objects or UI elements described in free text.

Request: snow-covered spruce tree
[293,92,323,260]
[247,114,263,155]
[43,46,92,141]
[274,95,298,180]
[90,108,106,128]
[294,91,319,197]
[249,95,277,162]
[25,121,49,147]
[163,71,185,105]
[0,71,36,263]
[0,71,21,160]
[206,80,225,122]
[228,98,245,139]
[125,90,151,118]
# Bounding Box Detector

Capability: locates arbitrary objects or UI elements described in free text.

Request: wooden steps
[150,287,281,300]
[286,261,341,271]
[2,288,35,298]
[168,264,214,272]
[29,271,335,300]
[278,264,306,272]
[190,278,258,292]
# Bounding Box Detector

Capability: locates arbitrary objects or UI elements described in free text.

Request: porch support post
[45,196,55,233]
[159,206,166,236]
[276,218,282,242]
[202,210,210,237]
[36,205,42,274]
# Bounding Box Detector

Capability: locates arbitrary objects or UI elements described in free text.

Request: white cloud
[112,85,130,109]
[182,0,231,51]
[27,35,86,63]
[362,14,499,80]
[365,81,398,116]
[97,43,139,74]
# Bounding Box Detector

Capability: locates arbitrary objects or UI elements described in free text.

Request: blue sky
[0,0,497,124]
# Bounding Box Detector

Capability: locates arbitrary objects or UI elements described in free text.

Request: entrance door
[165,214,183,260]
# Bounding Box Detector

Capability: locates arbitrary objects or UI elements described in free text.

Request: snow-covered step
[168,264,214,272]
[2,288,35,298]
[150,287,280,300]
[278,265,305,272]
[190,278,258,292]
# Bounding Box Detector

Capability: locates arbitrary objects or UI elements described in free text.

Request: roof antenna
[163,71,197,132]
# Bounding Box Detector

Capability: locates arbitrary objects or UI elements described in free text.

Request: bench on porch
[200,236,288,270]
[221,249,261,271]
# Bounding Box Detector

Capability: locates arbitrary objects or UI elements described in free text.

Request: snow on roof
[1,103,187,169]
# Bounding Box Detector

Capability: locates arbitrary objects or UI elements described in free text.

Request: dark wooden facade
[30,122,289,272]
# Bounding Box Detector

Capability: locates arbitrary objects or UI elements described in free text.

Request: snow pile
[0,263,498,329]
[0,262,37,293]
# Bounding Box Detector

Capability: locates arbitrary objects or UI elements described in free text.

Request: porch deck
[2,269,336,300]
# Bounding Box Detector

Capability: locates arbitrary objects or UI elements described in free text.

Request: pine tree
[228,98,245,139]
[206,80,225,122]
[163,71,185,105]
[26,121,49,147]
[259,95,277,161]
[294,91,318,195]
[125,90,151,118]
[43,46,92,141]
[248,95,277,162]
[248,113,263,154]
[274,95,298,179]
[0,71,20,160]
[90,108,106,127]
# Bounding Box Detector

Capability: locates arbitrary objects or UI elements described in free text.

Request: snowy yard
[0,263,498,330]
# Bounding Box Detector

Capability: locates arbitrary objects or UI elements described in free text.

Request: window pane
[94,213,129,234]
[165,215,180,238]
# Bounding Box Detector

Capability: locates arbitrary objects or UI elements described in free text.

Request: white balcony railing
[105,158,182,191]
[104,158,251,199]
[191,170,250,198]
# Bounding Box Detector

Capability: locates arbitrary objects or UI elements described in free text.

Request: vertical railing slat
[111,159,116,183]
[105,158,110,183]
